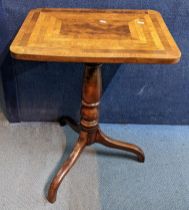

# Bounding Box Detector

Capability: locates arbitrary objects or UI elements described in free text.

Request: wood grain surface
[47,63,145,203]
[10,8,181,64]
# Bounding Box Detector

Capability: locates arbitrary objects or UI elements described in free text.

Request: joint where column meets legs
[47,63,145,203]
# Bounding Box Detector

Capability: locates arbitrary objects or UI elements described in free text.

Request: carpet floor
[0,113,189,210]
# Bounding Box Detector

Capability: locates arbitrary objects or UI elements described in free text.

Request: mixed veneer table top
[10,8,181,64]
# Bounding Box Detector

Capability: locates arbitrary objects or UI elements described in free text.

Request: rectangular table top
[10,8,181,64]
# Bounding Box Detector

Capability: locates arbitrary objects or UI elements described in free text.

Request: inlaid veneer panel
[10,8,181,64]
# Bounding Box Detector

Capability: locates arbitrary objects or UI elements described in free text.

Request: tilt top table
[10,8,181,203]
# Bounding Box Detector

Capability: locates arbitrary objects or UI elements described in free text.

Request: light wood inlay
[10,8,181,64]
[9,9,182,204]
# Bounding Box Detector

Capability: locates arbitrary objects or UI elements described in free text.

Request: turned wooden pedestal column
[10,8,181,204]
[47,63,145,203]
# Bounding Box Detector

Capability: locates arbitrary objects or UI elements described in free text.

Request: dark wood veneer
[9,8,181,204]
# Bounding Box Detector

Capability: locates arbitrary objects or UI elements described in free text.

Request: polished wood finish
[96,129,144,162]
[48,132,87,203]
[10,8,181,64]
[10,8,181,204]
[47,64,145,203]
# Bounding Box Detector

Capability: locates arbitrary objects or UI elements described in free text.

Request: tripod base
[47,64,145,203]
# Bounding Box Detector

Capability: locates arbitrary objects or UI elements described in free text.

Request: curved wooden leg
[47,132,87,203]
[95,129,145,162]
[47,63,145,204]
[59,116,80,133]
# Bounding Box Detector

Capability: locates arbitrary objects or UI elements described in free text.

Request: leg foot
[47,63,145,204]
[59,116,80,133]
[47,132,87,203]
[96,129,145,162]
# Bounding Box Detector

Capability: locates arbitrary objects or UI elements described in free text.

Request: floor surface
[0,113,189,210]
